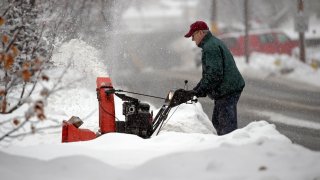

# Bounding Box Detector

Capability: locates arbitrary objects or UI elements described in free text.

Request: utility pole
[244,0,250,64]
[297,0,306,63]
[211,0,219,35]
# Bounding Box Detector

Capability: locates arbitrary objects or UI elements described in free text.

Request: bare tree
[0,1,68,143]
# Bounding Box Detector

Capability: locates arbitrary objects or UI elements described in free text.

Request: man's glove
[169,89,196,107]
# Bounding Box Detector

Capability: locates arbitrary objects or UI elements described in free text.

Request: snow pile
[256,110,320,130]
[235,53,320,87]
[1,121,320,180]
[159,102,216,134]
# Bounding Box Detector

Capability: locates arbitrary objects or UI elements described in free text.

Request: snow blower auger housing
[62,77,197,143]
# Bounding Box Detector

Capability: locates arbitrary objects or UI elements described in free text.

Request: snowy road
[113,69,320,151]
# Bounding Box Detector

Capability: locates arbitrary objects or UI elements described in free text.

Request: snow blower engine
[61,77,197,142]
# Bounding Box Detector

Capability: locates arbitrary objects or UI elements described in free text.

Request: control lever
[184,80,188,90]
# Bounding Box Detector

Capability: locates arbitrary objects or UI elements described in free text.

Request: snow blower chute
[62,77,197,143]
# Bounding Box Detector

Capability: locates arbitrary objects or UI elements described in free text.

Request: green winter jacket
[193,32,245,100]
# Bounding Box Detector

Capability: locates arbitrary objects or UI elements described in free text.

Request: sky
[1,38,320,180]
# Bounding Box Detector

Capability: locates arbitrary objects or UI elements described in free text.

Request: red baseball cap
[184,21,209,38]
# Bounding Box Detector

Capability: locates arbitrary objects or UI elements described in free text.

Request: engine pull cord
[156,104,181,136]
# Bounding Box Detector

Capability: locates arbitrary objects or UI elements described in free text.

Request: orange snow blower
[62,77,196,143]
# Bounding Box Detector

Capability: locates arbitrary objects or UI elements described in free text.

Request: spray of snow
[48,39,110,131]
[51,39,108,85]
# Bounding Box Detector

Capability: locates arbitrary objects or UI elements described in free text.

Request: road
[113,69,320,151]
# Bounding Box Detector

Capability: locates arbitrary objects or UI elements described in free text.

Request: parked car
[218,30,299,56]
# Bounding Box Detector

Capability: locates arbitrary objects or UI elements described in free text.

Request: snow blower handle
[168,89,197,107]
[105,88,165,100]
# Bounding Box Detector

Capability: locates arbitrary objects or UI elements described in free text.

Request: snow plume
[47,39,109,130]
[51,39,108,87]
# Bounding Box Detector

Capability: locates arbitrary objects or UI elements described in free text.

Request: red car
[219,30,299,56]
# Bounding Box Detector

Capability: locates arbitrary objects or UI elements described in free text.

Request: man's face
[192,30,204,46]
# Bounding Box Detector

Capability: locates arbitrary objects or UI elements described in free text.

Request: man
[184,21,245,135]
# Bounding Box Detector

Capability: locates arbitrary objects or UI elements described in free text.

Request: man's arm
[193,46,224,96]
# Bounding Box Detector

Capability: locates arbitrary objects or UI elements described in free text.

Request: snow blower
[62,77,197,143]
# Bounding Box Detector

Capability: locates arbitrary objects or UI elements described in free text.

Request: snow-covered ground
[2,121,320,180]
[235,52,320,88]
[1,39,320,180]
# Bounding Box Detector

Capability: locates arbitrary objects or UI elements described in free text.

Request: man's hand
[169,89,197,107]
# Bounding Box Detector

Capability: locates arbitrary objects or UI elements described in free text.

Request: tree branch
[5,26,23,53]
[4,71,41,114]
[6,124,61,139]
[0,119,28,141]
[0,115,25,126]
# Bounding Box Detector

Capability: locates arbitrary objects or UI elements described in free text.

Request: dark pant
[212,93,241,135]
